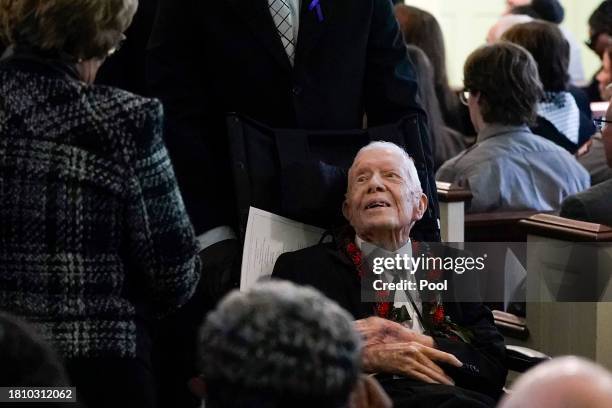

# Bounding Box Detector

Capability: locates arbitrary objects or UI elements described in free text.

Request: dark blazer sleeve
[433,302,507,399]
[363,0,421,126]
[560,194,589,222]
[146,0,219,235]
[272,252,300,282]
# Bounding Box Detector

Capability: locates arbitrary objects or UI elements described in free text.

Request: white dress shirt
[356,236,424,334]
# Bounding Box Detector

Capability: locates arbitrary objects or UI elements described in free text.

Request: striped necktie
[268,0,296,65]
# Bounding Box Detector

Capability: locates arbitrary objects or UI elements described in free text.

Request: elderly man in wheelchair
[273,141,508,407]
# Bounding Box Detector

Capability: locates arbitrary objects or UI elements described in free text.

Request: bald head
[499,357,612,408]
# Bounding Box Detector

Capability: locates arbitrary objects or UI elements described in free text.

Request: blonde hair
[0,0,137,60]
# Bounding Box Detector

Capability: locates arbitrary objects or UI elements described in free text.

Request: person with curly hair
[198,281,365,408]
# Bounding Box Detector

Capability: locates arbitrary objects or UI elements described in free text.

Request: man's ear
[342,199,351,221]
[414,193,428,221]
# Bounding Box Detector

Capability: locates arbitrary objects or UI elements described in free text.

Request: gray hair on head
[199,280,361,401]
[351,141,423,193]
[499,356,612,408]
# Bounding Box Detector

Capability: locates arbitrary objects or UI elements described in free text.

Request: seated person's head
[535,0,565,23]
[499,356,612,408]
[587,1,612,59]
[505,0,532,13]
[597,47,612,101]
[342,142,427,250]
[502,21,569,93]
[0,312,68,386]
[486,14,533,44]
[198,281,361,408]
[0,0,138,82]
[463,42,543,132]
[393,5,447,88]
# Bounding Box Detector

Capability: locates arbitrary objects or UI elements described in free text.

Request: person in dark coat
[0,1,201,407]
[146,0,431,303]
[274,142,507,407]
[561,99,612,227]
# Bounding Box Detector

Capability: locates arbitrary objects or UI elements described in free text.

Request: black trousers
[154,238,241,408]
[66,356,156,408]
[379,377,496,408]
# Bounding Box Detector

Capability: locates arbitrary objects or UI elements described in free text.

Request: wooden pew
[465,210,546,242]
[436,181,471,242]
[519,214,612,369]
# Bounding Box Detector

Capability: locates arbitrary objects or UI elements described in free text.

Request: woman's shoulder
[88,85,162,118]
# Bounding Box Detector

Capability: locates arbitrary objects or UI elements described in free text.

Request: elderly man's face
[343,147,427,238]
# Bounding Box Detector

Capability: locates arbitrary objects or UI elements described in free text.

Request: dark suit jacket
[560,178,612,227]
[272,231,507,400]
[147,0,425,234]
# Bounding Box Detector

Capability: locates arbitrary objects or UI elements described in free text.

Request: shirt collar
[355,235,412,258]
[477,123,531,143]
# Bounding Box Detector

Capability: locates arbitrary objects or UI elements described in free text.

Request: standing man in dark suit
[147,0,427,303]
[561,100,612,227]
[273,142,506,407]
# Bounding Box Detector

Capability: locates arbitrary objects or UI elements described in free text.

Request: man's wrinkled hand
[362,342,462,386]
[355,316,433,348]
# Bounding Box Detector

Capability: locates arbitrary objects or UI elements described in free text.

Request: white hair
[351,141,423,193]
[499,357,612,408]
[487,14,533,44]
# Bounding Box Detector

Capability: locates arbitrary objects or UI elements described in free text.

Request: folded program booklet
[240,207,325,290]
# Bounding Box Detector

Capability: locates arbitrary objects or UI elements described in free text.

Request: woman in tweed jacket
[0,1,201,406]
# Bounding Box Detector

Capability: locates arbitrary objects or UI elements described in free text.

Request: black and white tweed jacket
[0,57,201,359]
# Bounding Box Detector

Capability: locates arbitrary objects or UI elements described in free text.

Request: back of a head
[502,20,570,92]
[531,0,565,24]
[487,14,533,44]
[464,42,543,126]
[394,5,444,67]
[0,312,68,387]
[393,5,452,107]
[405,45,446,163]
[510,5,542,19]
[199,281,361,408]
[589,1,612,36]
[0,0,137,61]
[499,357,612,408]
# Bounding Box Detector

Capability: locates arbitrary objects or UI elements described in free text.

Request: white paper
[240,207,325,290]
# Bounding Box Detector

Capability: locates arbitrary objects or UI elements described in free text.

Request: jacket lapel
[228,0,292,70]
[295,0,335,64]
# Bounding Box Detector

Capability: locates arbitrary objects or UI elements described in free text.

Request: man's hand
[349,375,392,408]
[362,342,463,386]
[355,316,434,348]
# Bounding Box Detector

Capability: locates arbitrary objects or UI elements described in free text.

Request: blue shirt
[436,124,590,213]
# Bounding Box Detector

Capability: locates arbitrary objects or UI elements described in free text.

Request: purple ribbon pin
[308,0,324,22]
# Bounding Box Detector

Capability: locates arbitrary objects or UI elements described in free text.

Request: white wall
[404,0,603,88]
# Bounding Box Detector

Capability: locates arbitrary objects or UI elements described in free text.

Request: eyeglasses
[107,34,127,57]
[459,90,471,106]
[593,117,611,132]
